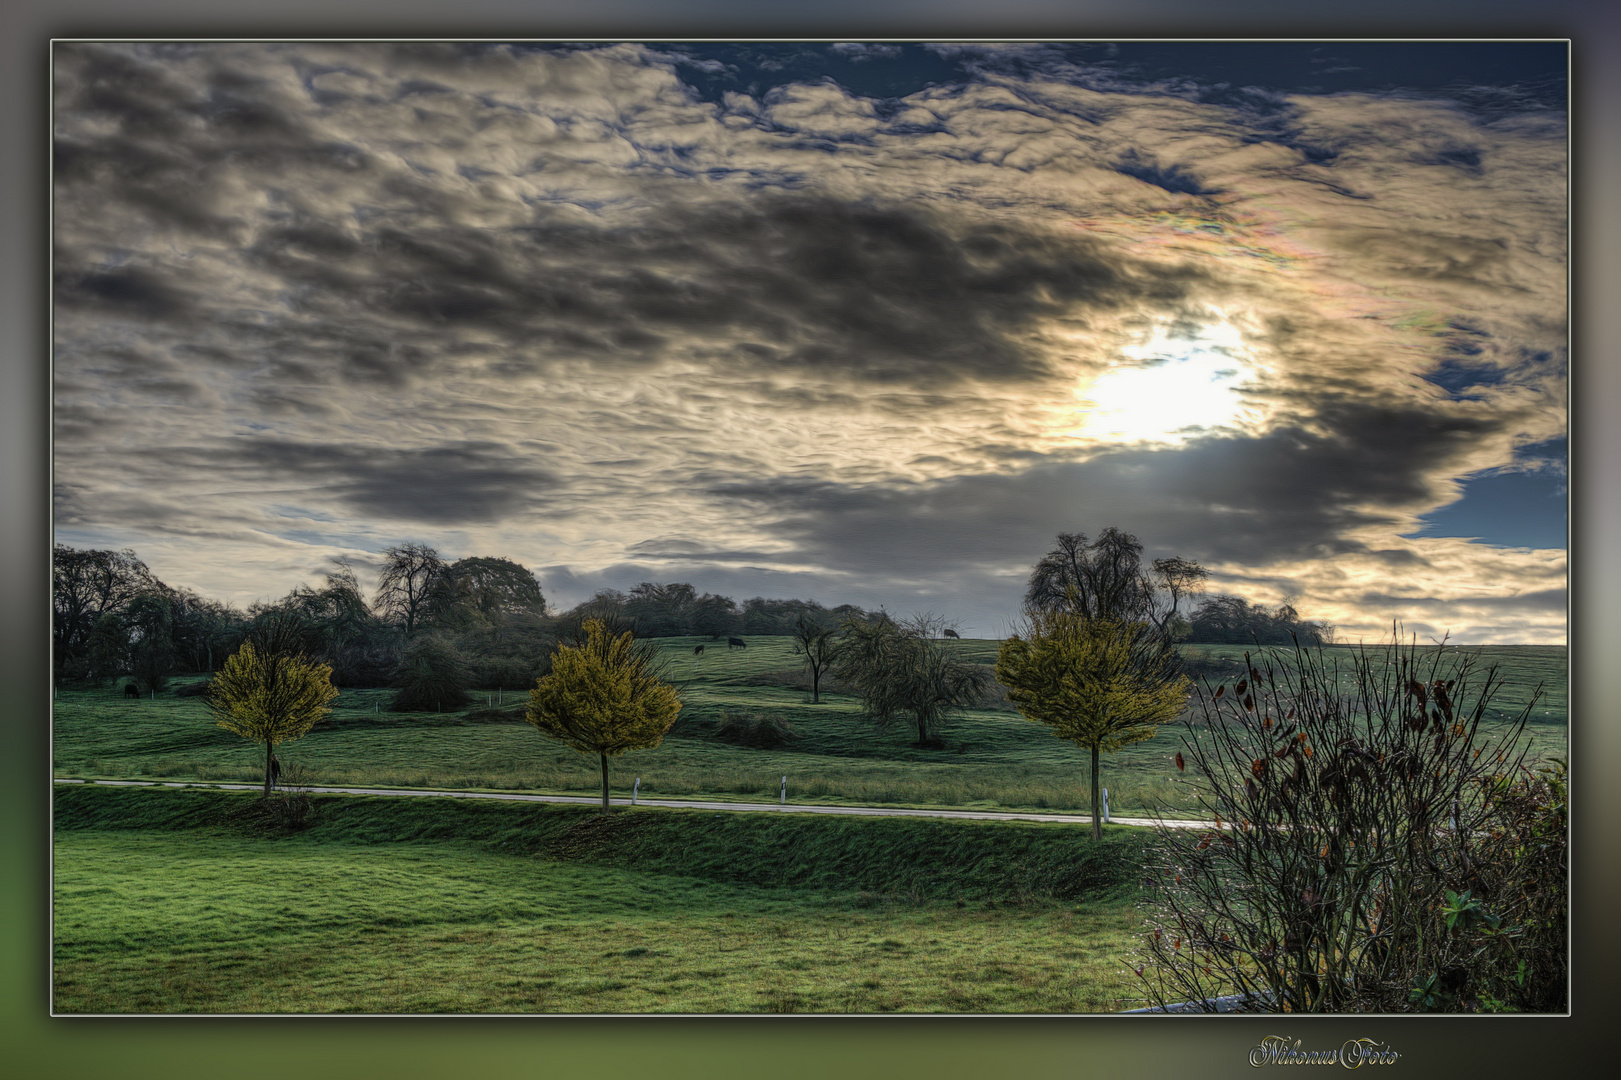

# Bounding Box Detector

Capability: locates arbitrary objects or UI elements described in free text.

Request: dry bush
[1137,633,1560,1013]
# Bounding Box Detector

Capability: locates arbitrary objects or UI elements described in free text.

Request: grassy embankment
[54,784,1158,1013]
[52,638,1566,817]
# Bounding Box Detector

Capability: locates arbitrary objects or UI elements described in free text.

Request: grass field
[50,638,1565,1014]
[54,785,1157,1014]
[51,637,1566,816]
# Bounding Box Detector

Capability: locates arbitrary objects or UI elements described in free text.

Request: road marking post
[633,777,640,805]
[1103,787,1110,824]
[781,775,787,805]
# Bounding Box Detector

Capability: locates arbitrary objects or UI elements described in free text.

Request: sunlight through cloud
[1069,319,1259,445]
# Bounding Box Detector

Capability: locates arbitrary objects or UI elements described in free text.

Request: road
[52,777,1215,829]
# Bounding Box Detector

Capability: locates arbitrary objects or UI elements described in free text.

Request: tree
[422,556,547,636]
[123,590,178,696]
[210,642,339,796]
[832,613,990,747]
[52,545,161,680]
[997,611,1189,840]
[525,619,682,813]
[1024,529,1206,639]
[373,543,447,636]
[1136,633,1554,1013]
[391,634,473,712]
[691,593,740,639]
[791,612,842,704]
[1187,594,1334,646]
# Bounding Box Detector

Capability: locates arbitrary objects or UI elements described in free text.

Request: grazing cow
[693,644,705,657]
[727,637,747,650]
[943,628,960,639]
[123,683,141,699]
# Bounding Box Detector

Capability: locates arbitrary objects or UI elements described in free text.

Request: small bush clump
[713,710,797,749]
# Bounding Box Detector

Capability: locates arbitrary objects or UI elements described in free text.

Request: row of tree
[55,535,1330,695]
[51,542,881,700]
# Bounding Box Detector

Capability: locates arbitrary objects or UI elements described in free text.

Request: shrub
[469,655,547,691]
[1137,632,1554,1013]
[713,710,798,749]
[390,635,472,712]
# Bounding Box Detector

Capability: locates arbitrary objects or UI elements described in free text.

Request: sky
[51,40,1568,644]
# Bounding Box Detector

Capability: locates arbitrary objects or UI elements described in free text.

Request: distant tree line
[1183,594,1334,646]
[561,582,872,641]
[52,543,872,702]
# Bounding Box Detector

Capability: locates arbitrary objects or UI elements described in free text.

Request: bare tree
[373,543,447,636]
[1024,529,1206,639]
[791,612,842,704]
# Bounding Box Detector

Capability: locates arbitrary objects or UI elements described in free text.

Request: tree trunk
[264,740,274,797]
[1090,743,1102,842]
[811,669,820,704]
[599,752,610,815]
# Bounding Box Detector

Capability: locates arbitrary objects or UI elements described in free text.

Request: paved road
[52,777,1214,829]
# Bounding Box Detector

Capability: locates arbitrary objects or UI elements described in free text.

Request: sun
[1068,320,1257,445]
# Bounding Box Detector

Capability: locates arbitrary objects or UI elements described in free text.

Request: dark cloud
[709,400,1509,575]
[1356,588,1565,613]
[53,264,192,321]
[179,439,559,525]
[232,194,1206,388]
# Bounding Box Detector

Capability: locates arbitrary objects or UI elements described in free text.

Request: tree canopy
[53,544,162,679]
[997,611,1189,840]
[525,618,682,812]
[373,543,447,636]
[832,613,989,747]
[1024,528,1207,639]
[210,642,339,795]
[1186,594,1334,645]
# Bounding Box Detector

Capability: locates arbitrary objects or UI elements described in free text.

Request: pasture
[52,637,1567,817]
[50,637,1566,1014]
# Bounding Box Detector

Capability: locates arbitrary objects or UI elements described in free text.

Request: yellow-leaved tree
[996,612,1189,840]
[210,642,339,796]
[527,619,682,813]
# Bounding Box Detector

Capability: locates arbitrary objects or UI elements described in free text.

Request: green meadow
[52,637,1567,816]
[54,785,1155,1014]
[51,637,1565,1013]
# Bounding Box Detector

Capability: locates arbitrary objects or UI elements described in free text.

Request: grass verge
[54,784,1157,1014]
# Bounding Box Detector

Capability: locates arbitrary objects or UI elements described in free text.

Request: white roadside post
[781,775,787,805]
[1102,787,1110,824]
[633,777,640,805]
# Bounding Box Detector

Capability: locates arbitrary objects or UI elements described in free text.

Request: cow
[123,683,142,699]
[693,644,705,657]
[727,637,747,650]
[943,628,960,639]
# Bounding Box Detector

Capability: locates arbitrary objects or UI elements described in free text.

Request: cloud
[51,42,1566,641]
